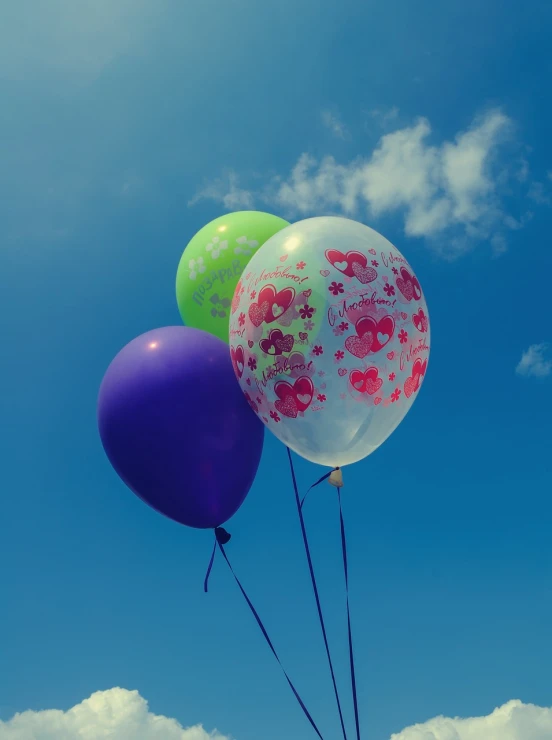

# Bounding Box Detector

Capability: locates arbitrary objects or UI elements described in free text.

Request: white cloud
[1,691,551,740]
[321,110,349,139]
[516,343,552,378]
[391,699,552,740]
[189,109,528,257]
[0,688,229,740]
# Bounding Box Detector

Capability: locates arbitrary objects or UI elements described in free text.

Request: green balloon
[176,211,290,343]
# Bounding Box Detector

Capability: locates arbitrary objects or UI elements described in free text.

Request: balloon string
[337,488,362,740]
[205,528,325,740]
[203,538,218,593]
[300,469,333,508]
[286,448,349,740]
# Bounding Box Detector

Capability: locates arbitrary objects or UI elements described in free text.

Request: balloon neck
[215,527,232,545]
[328,467,344,488]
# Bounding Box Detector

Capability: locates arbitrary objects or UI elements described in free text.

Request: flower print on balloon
[229,216,430,469]
[176,211,289,344]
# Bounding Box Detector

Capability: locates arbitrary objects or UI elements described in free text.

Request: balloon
[176,211,289,343]
[97,326,264,529]
[228,217,430,468]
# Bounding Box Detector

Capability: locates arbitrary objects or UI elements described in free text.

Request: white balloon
[229,217,430,468]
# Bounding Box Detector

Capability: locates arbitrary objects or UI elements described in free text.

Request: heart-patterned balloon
[228,216,430,468]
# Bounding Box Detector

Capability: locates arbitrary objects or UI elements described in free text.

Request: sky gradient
[1,0,552,738]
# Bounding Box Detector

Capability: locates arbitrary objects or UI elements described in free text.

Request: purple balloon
[97,326,264,529]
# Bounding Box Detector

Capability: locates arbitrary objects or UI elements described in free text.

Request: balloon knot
[328,467,344,488]
[215,527,232,545]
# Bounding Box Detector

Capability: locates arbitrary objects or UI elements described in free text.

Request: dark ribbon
[287,448,349,740]
[337,489,361,740]
[300,469,333,509]
[296,457,362,740]
[204,527,325,740]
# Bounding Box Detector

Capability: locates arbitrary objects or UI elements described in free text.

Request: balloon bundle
[98,212,431,739]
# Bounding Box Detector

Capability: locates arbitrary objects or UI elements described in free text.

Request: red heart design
[248,340,254,348]
[344,332,373,359]
[299,332,308,341]
[412,308,428,333]
[230,345,245,378]
[303,289,312,298]
[325,249,368,278]
[404,375,417,399]
[248,301,269,327]
[274,376,314,415]
[276,334,294,353]
[349,367,383,395]
[352,261,378,285]
[280,254,288,262]
[355,314,395,353]
[401,312,408,321]
[396,267,422,302]
[259,329,295,356]
[275,395,298,418]
[320,269,330,277]
[396,276,413,301]
[403,357,428,398]
[368,249,376,255]
[387,351,395,360]
[256,284,296,324]
[338,367,347,377]
[374,397,382,405]
[412,357,428,378]
[231,281,243,314]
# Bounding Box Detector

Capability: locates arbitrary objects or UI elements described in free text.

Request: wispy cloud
[516,343,552,378]
[190,109,535,258]
[322,110,350,139]
[189,171,254,210]
[367,106,400,130]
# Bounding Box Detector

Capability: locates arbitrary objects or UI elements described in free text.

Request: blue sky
[1,0,552,738]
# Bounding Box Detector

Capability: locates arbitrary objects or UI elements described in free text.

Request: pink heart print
[345,314,395,358]
[349,367,383,395]
[248,284,296,326]
[403,357,428,398]
[230,345,245,378]
[344,332,373,359]
[259,328,295,356]
[396,267,422,302]
[412,308,429,333]
[274,376,315,418]
[325,249,375,280]
[351,261,378,285]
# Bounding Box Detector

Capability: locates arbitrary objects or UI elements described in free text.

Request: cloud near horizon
[0,689,229,740]
[190,109,538,258]
[1,689,551,740]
